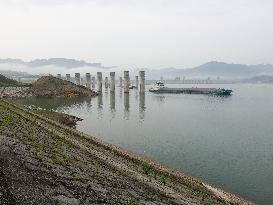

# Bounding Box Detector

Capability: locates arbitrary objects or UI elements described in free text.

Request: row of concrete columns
[57,71,145,93]
[97,72,102,93]
[123,71,130,93]
[66,74,71,82]
[86,73,91,88]
[75,73,81,85]
[110,72,115,92]
[139,71,145,92]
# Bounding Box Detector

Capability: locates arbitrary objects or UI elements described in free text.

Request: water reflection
[14,89,147,121]
[153,95,165,103]
[96,94,103,117]
[124,92,130,119]
[13,96,92,111]
[139,92,146,120]
[13,85,273,204]
[97,94,103,108]
[134,90,139,102]
[110,92,115,112]
[85,98,92,113]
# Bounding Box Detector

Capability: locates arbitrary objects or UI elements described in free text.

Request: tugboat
[129,85,136,89]
[148,81,165,92]
[149,82,232,96]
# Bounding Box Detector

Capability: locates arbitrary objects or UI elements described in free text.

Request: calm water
[14,84,273,205]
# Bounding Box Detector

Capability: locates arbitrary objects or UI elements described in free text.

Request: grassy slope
[0,100,254,205]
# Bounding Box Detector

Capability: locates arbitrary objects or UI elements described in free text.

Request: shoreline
[0,99,255,204]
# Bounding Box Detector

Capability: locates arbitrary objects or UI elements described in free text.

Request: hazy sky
[0,0,273,69]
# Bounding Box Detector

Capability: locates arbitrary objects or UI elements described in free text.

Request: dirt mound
[30,76,97,97]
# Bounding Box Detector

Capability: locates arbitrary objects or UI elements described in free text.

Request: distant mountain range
[0,70,32,78]
[1,58,273,79]
[0,58,114,69]
[244,75,273,83]
[145,61,273,79]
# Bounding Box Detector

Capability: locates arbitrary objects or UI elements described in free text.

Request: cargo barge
[149,82,232,96]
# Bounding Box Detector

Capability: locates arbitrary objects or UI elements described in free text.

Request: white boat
[149,81,165,92]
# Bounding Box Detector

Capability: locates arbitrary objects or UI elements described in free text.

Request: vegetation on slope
[0,100,172,204]
[0,100,254,205]
[0,74,22,87]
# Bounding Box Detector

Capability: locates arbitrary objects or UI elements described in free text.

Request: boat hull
[149,87,232,96]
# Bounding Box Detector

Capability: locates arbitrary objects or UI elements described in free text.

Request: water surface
[15,84,273,205]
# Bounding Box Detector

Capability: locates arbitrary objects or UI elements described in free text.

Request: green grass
[126,197,138,205]
[71,172,81,180]
[141,163,153,175]
[32,143,44,161]
[53,154,70,167]
[159,174,167,185]
[32,109,65,118]
[2,114,15,125]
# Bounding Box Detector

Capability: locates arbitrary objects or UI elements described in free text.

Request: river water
[14,84,273,205]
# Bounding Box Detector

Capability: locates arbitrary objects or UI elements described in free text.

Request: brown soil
[30,76,97,98]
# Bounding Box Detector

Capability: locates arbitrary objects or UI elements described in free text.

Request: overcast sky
[0,0,273,69]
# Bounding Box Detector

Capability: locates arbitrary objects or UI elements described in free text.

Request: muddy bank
[0,100,255,205]
[32,109,82,128]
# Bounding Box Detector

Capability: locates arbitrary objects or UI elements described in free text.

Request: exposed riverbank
[0,75,98,99]
[0,99,255,205]
[32,109,83,128]
[0,87,33,99]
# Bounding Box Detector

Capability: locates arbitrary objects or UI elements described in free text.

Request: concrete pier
[66,74,71,82]
[105,77,109,89]
[86,73,91,89]
[135,76,139,89]
[110,72,115,92]
[75,73,81,85]
[80,78,84,86]
[119,77,123,88]
[91,77,95,89]
[139,71,145,93]
[124,71,130,93]
[97,72,102,93]
[57,74,61,79]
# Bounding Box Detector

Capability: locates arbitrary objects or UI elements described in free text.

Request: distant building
[175,77,181,81]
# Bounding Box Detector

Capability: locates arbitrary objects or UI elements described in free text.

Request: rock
[0,87,33,99]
